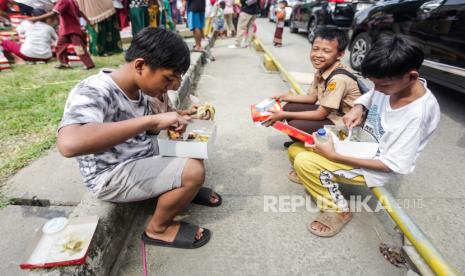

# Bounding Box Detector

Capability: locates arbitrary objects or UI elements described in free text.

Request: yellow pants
[204,17,213,37]
[288,143,366,212]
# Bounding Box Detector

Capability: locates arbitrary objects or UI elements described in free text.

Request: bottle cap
[317,128,326,136]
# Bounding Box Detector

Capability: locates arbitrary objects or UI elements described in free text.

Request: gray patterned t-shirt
[59,70,155,192]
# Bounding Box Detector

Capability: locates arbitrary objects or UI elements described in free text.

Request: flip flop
[192,187,222,207]
[141,222,211,249]
[307,212,352,237]
[288,170,302,184]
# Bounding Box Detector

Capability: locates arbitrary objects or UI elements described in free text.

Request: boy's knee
[288,142,306,159]
[181,159,205,188]
[294,152,317,174]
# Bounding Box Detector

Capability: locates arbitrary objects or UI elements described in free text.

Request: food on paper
[59,234,84,255]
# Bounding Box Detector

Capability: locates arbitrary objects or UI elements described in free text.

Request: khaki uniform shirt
[308,62,361,126]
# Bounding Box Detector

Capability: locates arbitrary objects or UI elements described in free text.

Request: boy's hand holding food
[343,104,365,130]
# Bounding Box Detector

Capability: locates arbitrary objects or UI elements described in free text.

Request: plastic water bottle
[316,128,328,143]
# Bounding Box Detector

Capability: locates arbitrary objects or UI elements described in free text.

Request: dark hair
[219,1,226,9]
[361,34,424,78]
[311,26,348,52]
[278,0,288,6]
[125,27,190,74]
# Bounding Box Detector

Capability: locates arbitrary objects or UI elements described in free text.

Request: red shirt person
[0,0,11,19]
[29,0,95,69]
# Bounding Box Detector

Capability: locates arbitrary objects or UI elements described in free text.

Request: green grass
[0,54,125,189]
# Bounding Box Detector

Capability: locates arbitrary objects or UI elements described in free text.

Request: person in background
[1,8,57,62]
[211,0,225,38]
[147,0,159,27]
[170,0,179,28]
[272,0,286,47]
[182,0,205,51]
[29,0,95,70]
[223,0,234,37]
[0,0,12,20]
[114,0,130,29]
[77,0,123,56]
[228,0,259,48]
[203,0,213,38]
[129,0,149,37]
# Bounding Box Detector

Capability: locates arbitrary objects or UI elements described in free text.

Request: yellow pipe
[254,38,305,95]
[253,37,459,274]
[372,187,459,276]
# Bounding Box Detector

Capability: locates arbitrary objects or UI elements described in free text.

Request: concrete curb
[29,36,216,276]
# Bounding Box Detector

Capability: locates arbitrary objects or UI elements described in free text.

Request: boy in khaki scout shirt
[265,27,361,148]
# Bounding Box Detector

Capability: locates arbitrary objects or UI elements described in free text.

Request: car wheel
[350,33,372,71]
[307,18,317,43]
[290,16,298,33]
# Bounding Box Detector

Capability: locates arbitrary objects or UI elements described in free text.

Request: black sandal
[141,222,211,249]
[192,187,222,207]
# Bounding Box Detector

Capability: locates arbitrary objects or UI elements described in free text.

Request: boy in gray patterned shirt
[58,27,220,249]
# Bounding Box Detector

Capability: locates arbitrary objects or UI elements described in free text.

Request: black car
[289,0,373,42]
[349,0,465,93]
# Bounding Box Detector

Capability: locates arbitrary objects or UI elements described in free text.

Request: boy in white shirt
[0,8,57,62]
[287,34,440,237]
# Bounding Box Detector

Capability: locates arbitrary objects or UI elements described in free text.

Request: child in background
[212,1,225,38]
[29,0,95,70]
[288,35,440,237]
[1,8,57,63]
[273,0,286,47]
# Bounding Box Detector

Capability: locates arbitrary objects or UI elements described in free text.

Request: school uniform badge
[327,82,337,92]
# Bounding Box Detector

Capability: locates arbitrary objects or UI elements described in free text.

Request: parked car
[288,0,373,42]
[349,0,465,93]
[269,0,300,25]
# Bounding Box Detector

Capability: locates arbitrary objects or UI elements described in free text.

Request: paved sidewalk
[117,38,404,275]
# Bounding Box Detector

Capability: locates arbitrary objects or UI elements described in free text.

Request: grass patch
[0,54,125,192]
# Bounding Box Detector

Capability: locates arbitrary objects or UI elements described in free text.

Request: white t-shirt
[17,21,57,59]
[354,79,440,187]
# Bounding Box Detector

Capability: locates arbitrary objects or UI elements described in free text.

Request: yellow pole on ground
[253,37,459,274]
[371,187,459,276]
[254,38,305,95]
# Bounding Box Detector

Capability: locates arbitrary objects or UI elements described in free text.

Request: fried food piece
[337,129,348,141]
[187,131,198,140]
[168,129,181,140]
[196,103,216,120]
[196,135,209,142]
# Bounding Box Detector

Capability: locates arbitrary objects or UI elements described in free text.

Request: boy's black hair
[278,0,288,6]
[219,1,226,9]
[125,27,190,75]
[311,26,348,52]
[361,34,424,79]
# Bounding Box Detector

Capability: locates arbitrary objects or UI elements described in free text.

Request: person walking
[223,0,234,37]
[228,0,258,48]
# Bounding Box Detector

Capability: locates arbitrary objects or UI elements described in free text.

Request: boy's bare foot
[145,222,204,243]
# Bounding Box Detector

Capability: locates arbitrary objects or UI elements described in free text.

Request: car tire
[307,18,317,43]
[350,33,372,71]
[290,16,298,33]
